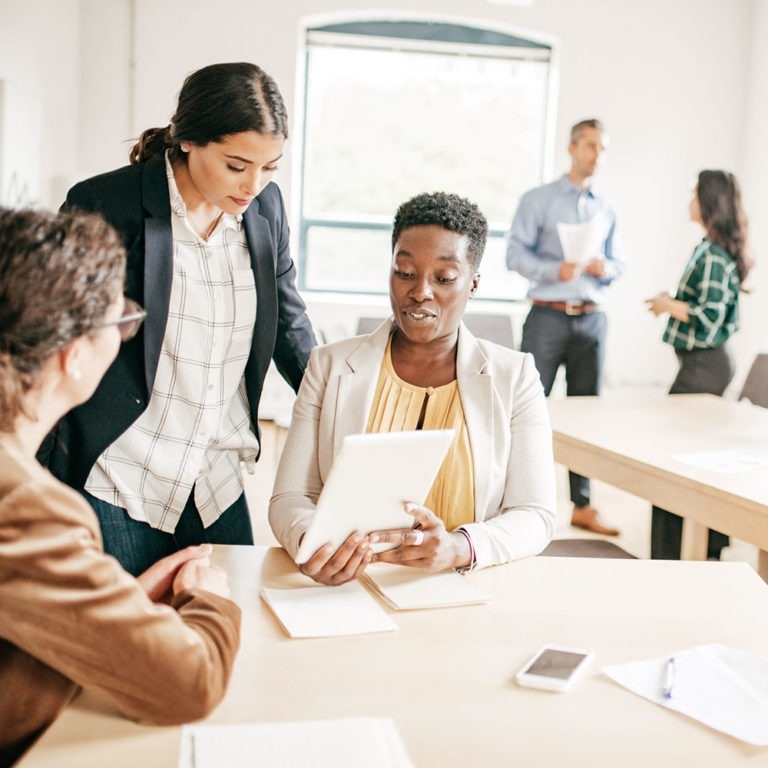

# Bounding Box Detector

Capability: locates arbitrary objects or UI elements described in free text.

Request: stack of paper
[179,717,414,767]
[556,210,609,264]
[361,564,491,610]
[260,582,397,638]
[603,643,768,745]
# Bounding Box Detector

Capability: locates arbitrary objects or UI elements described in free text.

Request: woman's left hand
[369,503,471,572]
[645,291,670,316]
[137,544,214,604]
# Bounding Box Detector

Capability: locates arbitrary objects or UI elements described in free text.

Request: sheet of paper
[260,582,398,638]
[603,644,768,745]
[556,210,609,264]
[178,717,414,768]
[361,564,490,610]
[671,448,768,473]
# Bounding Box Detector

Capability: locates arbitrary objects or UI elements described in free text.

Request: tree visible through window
[297,19,556,300]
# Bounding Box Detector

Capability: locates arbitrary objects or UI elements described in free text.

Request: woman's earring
[180,144,190,153]
[69,368,83,382]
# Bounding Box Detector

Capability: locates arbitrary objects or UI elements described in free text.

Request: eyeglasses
[97,297,147,342]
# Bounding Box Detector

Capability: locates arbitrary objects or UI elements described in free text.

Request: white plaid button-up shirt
[85,153,259,532]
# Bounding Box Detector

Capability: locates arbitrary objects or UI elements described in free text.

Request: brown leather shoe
[571,505,620,537]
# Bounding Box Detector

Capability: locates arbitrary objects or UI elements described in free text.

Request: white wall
[2,0,764,394]
[0,0,81,207]
[735,0,768,393]
[75,0,133,179]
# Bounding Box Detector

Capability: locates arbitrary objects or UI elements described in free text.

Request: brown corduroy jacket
[0,434,241,766]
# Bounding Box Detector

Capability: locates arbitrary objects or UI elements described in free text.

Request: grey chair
[355,316,385,335]
[355,312,515,348]
[738,353,768,408]
[463,312,515,349]
[540,539,636,559]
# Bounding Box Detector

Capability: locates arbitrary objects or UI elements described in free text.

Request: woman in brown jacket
[0,208,241,766]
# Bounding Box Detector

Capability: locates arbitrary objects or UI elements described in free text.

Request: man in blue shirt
[506,118,625,536]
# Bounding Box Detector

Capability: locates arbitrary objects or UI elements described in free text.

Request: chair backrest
[463,312,515,349]
[738,353,768,408]
[355,316,386,335]
[355,312,515,349]
[539,539,636,559]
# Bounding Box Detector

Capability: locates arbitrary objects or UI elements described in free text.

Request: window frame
[292,12,560,301]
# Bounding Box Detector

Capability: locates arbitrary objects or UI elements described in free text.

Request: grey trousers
[651,344,735,560]
[521,304,607,507]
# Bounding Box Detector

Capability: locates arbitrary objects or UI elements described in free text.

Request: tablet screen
[295,429,455,564]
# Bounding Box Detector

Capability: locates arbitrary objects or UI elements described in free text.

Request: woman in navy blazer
[43,62,316,575]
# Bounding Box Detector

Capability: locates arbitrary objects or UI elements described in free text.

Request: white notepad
[361,564,491,610]
[604,643,768,745]
[295,430,455,565]
[260,582,398,638]
[179,717,414,768]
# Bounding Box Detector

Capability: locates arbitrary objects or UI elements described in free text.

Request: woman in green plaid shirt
[646,169,751,560]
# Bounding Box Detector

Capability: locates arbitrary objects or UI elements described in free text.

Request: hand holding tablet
[294,430,455,569]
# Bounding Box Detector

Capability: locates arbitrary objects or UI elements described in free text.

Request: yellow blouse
[365,337,475,529]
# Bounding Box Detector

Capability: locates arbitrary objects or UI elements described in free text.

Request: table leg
[759,550,768,582]
[680,519,708,560]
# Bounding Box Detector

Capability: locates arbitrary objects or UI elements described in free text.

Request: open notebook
[361,564,491,610]
[260,581,397,638]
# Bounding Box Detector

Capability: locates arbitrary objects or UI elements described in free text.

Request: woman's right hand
[172,557,231,600]
[298,531,372,586]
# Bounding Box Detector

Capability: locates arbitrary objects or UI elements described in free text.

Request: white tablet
[294,429,455,565]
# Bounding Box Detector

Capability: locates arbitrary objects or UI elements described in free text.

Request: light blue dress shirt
[505,174,625,303]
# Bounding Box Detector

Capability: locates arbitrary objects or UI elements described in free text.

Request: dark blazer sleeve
[270,188,317,392]
[39,164,150,482]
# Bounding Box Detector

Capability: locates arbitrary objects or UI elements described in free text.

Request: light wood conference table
[548,393,768,574]
[19,546,768,767]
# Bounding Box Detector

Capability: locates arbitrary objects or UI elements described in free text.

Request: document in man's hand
[361,564,491,610]
[295,429,455,565]
[179,717,414,767]
[603,643,768,745]
[556,210,609,264]
[260,582,397,638]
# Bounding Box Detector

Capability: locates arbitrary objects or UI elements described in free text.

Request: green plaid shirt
[662,238,740,351]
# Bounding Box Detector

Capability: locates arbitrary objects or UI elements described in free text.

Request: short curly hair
[391,192,488,272]
[0,207,126,430]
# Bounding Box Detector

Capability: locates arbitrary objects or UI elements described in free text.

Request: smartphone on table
[515,644,593,692]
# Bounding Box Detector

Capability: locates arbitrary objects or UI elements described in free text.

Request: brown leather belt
[532,300,602,316]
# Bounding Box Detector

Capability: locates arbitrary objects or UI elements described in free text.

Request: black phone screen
[525,649,589,680]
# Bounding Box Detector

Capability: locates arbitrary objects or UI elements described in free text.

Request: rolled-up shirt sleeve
[505,192,562,284]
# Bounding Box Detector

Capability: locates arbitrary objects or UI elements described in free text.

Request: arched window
[296,17,557,300]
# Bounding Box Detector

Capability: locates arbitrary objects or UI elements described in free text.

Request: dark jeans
[82,487,254,576]
[521,304,607,507]
[651,345,734,560]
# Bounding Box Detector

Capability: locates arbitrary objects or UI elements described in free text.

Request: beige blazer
[269,320,556,570]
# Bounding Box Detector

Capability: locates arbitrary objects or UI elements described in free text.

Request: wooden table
[549,394,768,573]
[19,546,768,767]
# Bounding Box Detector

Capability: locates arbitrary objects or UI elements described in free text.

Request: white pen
[662,656,676,700]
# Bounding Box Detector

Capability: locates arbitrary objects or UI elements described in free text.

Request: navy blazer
[44,152,317,488]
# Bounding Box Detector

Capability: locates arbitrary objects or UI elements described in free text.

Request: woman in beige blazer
[269,192,556,586]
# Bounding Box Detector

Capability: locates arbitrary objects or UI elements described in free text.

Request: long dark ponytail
[696,170,752,285]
